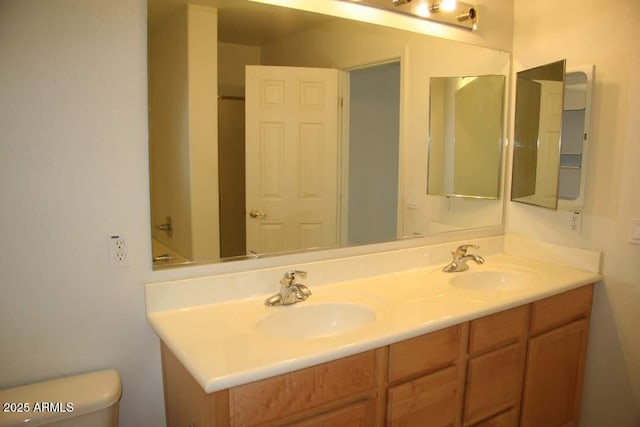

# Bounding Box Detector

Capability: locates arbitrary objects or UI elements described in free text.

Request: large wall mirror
[148,0,510,269]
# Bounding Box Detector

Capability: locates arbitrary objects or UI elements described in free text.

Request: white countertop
[146,252,601,393]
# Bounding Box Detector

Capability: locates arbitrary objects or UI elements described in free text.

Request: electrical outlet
[569,211,582,233]
[108,233,129,267]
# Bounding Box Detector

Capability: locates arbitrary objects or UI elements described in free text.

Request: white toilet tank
[0,369,121,427]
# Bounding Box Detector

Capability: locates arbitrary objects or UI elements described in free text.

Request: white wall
[508,0,640,424]
[0,0,165,426]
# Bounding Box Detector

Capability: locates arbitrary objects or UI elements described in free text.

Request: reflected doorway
[346,61,401,244]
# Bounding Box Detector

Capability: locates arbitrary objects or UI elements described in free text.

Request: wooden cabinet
[521,286,593,427]
[287,400,375,427]
[471,409,518,427]
[161,344,385,427]
[464,306,529,426]
[161,284,594,427]
[388,325,465,383]
[387,365,464,427]
[387,325,467,426]
[228,350,377,426]
[464,343,526,425]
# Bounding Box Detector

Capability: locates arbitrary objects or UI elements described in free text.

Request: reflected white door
[245,65,339,255]
[536,80,563,202]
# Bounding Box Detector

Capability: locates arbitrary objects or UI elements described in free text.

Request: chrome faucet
[443,244,485,272]
[264,270,311,306]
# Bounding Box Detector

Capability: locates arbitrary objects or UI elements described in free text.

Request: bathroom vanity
[146,242,600,427]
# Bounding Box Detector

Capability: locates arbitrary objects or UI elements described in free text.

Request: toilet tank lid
[0,369,122,426]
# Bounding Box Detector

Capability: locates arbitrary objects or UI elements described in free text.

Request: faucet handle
[280,270,307,286]
[454,244,479,257]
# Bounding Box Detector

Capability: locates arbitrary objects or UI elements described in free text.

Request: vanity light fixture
[430,0,478,30]
[456,6,478,30]
[339,0,478,31]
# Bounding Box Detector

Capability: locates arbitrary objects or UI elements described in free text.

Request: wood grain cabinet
[464,306,529,426]
[160,284,594,427]
[387,325,467,427]
[520,286,593,427]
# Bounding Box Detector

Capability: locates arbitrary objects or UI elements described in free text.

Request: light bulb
[415,2,431,17]
[440,0,457,12]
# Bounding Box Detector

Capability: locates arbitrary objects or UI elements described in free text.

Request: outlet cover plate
[108,233,130,267]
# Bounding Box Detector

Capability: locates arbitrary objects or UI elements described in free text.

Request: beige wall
[187,5,220,261]
[508,0,640,424]
[251,0,514,52]
[218,42,261,97]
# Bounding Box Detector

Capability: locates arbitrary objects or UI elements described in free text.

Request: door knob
[249,209,267,218]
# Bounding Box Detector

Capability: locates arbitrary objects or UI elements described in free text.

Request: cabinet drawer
[470,409,518,427]
[530,285,593,336]
[287,399,374,427]
[387,365,464,427]
[469,305,529,356]
[464,342,526,425]
[229,350,377,426]
[388,324,466,383]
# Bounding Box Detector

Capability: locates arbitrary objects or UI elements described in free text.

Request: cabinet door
[387,364,464,427]
[464,343,526,425]
[470,409,517,427]
[229,351,377,426]
[286,400,373,427]
[520,319,590,427]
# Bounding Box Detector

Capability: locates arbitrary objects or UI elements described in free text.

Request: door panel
[246,65,339,254]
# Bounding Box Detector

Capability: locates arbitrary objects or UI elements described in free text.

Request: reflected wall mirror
[148,0,510,269]
[427,75,505,199]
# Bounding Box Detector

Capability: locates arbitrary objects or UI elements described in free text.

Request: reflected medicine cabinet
[511,61,594,210]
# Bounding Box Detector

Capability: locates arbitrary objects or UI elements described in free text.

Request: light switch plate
[628,219,640,246]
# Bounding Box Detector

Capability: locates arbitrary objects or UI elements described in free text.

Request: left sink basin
[256,302,376,339]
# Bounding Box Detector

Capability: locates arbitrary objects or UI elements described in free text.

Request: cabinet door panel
[521,319,590,427]
[387,365,463,427]
[464,343,525,425]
